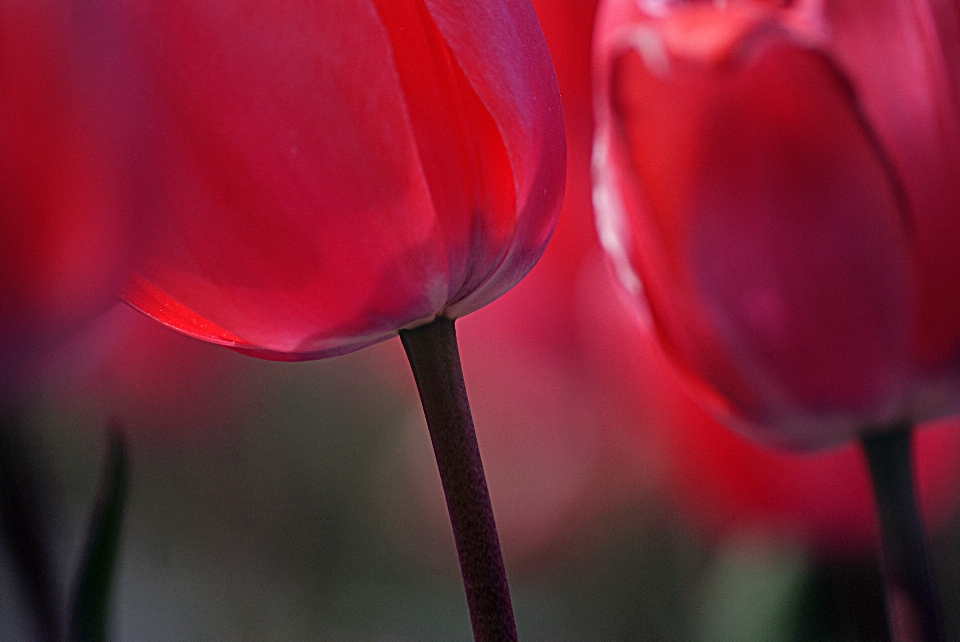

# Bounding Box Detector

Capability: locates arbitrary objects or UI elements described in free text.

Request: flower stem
[861,426,944,642]
[69,426,128,642]
[0,403,61,642]
[399,316,517,642]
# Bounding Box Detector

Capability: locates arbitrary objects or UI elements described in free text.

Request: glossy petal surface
[124,0,564,360]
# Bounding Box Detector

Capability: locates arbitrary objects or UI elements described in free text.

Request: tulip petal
[608,28,912,446]
[125,0,564,358]
[824,0,960,384]
[370,0,517,306]
[423,0,567,317]
[127,0,448,357]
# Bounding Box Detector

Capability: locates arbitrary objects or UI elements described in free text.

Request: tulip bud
[593,0,960,449]
[122,0,565,359]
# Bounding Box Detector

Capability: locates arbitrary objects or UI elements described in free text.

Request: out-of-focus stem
[400,316,518,642]
[69,426,128,642]
[0,402,61,642]
[861,426,944,642]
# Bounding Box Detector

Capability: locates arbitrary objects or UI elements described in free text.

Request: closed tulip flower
[593,0,960,637]
[123,0,564,361]
[120,2,564,640]
[593,0,960,450]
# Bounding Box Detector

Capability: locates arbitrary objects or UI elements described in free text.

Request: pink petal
[823,0,960,379]
[125,0,565,358]
[424,0,567,317]
[606,19,912,446]
[127,0,445,357]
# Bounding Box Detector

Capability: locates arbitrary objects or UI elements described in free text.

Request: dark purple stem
[861,426,944,642]
[400,316,518,642]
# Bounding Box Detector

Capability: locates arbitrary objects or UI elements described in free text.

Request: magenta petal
[608,29,913,446]
[824,0,960,377]
[424,0,567,317]
[128,0,446,356]
[124,0,565,359]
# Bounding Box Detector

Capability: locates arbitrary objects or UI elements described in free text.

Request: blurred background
[5,0,960,640]
[8,262,960,642]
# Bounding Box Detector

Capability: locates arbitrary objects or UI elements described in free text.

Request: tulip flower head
[593,0,960,449]
[123,0,565,359]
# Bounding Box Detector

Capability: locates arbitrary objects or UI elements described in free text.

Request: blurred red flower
[122,0,564,360]
[1,0,146,382]
[593,0,960,448]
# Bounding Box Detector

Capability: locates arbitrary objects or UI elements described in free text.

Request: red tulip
[593,0,960,448]
[121,0,565,359]
[1,0,145,382]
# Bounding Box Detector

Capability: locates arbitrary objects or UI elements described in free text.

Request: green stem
[399,317,518,642]
[861,426,944,642]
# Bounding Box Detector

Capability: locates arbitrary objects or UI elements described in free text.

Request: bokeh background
[5,1,960,640]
